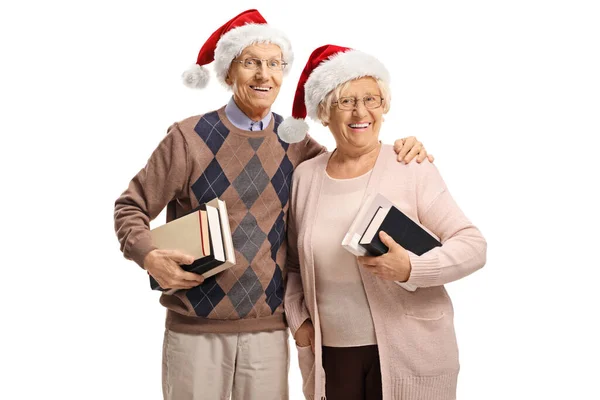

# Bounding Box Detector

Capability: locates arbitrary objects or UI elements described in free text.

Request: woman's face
[326,77,384,153]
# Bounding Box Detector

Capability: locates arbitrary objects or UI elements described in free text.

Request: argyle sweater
[114,106,325,333]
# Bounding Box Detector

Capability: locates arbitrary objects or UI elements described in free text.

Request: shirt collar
[225,97,272,131]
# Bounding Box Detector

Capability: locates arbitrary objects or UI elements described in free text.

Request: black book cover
[360,206,442,256]
[149,204,224,291]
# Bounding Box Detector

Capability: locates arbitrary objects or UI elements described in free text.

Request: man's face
[226,43,284,119]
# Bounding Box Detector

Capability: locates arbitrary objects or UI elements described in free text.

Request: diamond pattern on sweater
[194,111,229,155]
[271,154,294,207]
[177,111,301,320]
[233,155,270,209]
[250,184,281,233]
[232,212,267,264]
[265,265,284,313]
[267,211,286,262]
[191,158,230,205]
[248,137,264,152]
[185,276,226,318]
[227,267,263,318]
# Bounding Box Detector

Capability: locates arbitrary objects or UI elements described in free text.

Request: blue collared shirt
[224,97,272,131]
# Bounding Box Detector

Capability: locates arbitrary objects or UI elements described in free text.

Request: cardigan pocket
[296,344,316,399]
[402,286,453,320]
[401,312,460,374]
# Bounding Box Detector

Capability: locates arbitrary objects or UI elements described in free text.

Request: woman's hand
[358,231,412,282]
[294,319,315,353]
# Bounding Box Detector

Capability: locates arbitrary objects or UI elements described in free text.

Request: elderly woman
[279,45,487,400]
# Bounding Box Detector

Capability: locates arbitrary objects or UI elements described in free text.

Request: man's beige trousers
[162,329,289,400]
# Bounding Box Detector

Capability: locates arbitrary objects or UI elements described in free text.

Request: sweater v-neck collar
[216,106,276,138]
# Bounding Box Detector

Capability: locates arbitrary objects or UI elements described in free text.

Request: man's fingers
[165,275,202,289]
[393,138,405,153]
[163,250,195,265]
[179,271,205,284]
[169,281,197,290]
[403,143,422,163]
[155,262,204,289]
[397,136,415,161]
[427,154,435,163]
[417,148,428,163]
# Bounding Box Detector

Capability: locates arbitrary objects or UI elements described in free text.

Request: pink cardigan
[285,145,487,400]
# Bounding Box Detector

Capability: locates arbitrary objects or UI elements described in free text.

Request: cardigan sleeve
[284,177,311,335]
[404,161,487,287]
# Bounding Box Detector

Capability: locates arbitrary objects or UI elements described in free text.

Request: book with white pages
[149,197,236,294]
[342,193,418,292]
[204,197,236,278]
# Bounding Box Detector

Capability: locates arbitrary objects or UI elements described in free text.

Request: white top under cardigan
[313,169,377,347]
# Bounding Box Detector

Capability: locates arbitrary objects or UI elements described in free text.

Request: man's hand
[393,136,435,164]
[294,319,315,353]
[357,231,412,282]
[144,249,205,289]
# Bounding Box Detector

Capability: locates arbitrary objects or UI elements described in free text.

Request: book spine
[199,211,209,256]
[361,240,388,256]
[342,233,368,256]
[342,244,367,257]
[193,259,225,276]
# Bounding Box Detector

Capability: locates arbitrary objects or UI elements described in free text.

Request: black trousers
[322,345,383,400]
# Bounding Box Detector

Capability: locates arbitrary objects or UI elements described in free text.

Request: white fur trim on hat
[214,23,294,87]
[182,64,210,89]
[277,117,309,143]
[304,50,390,120]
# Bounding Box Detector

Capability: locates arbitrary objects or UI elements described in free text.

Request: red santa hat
[182,9,294,89]
[278,44,390,143]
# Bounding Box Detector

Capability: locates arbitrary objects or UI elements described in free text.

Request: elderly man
[114,9,431,400]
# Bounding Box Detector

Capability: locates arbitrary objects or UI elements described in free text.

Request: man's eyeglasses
[232,58,288,71]
[332,95,384,111]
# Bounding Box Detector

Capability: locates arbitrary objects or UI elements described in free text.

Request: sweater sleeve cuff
[405,251,442,288]
[285,299,311,335]
[128,235,157,269]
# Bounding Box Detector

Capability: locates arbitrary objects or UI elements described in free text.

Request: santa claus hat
[278,44,390,143]
[182,9,294,89]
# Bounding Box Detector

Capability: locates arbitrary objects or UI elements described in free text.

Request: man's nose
[255,62,272,80]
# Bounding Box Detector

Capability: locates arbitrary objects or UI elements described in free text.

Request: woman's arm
[406,161,487,287]
[358,160,486,287]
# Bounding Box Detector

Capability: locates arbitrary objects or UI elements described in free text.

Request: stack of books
[342,193,442,291]
[149,197,236,293]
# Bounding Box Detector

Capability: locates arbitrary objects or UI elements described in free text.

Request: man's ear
[225,65,234,86]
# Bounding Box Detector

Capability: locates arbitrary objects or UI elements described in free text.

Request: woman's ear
[322,121,328,127]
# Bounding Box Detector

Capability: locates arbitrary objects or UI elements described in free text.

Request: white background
[1,0,599,399]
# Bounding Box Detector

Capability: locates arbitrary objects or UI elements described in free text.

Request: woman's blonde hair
[316,77,391,124]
